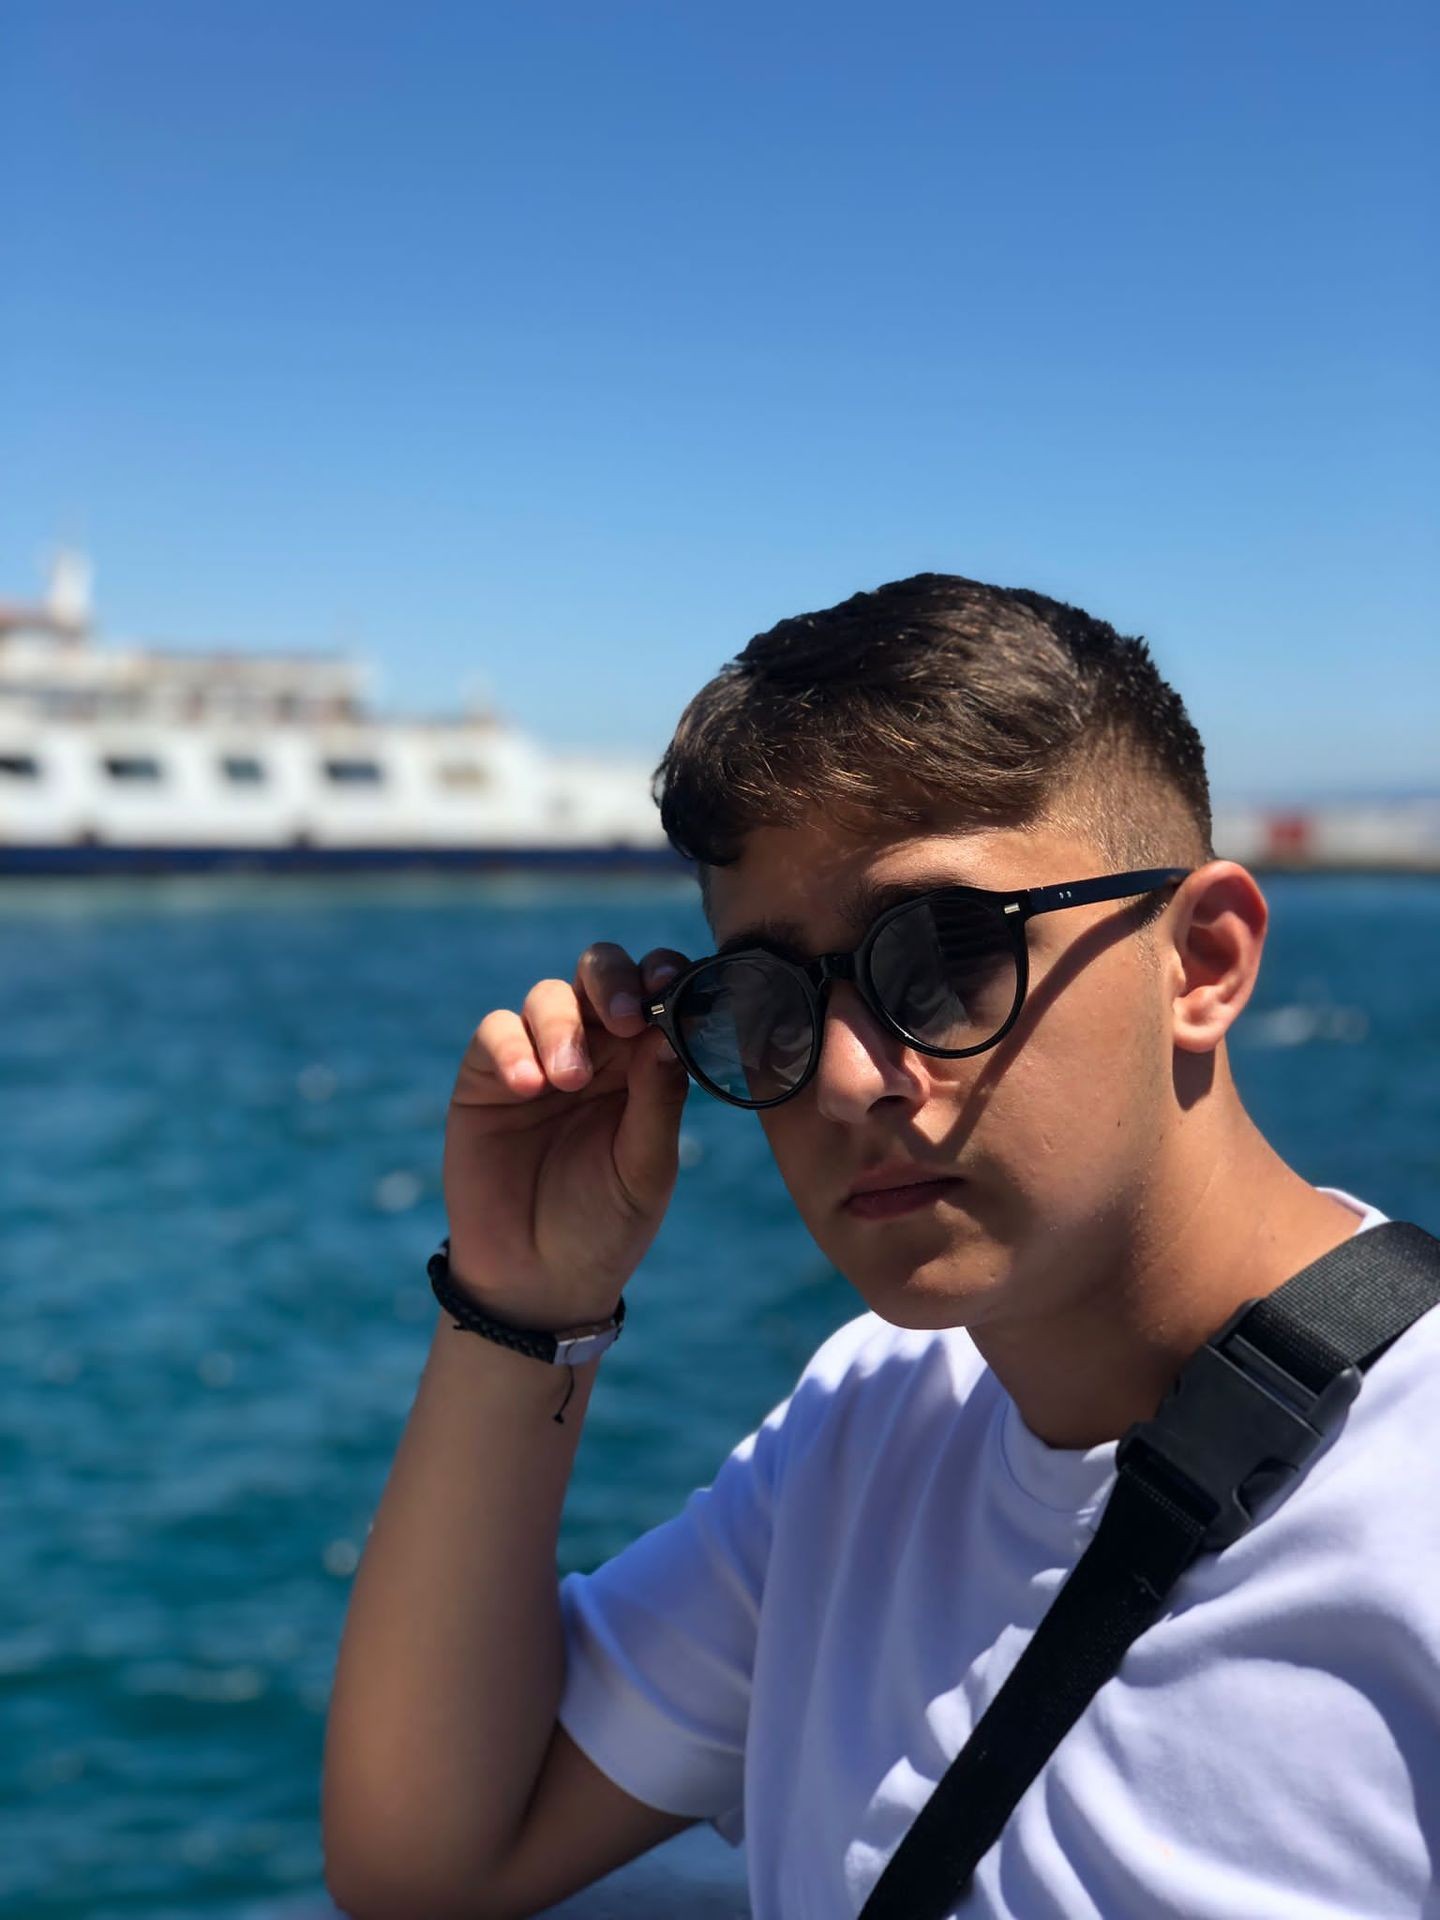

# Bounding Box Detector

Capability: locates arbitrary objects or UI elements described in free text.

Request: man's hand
[442,942,692,1330]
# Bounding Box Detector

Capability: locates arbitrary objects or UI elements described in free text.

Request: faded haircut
[652,573,1214,918]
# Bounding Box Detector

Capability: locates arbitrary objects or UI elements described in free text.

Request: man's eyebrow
[714,869,987,957]
[716,917,809,958]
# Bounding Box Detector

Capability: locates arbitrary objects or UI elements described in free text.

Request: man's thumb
[611,1026,691,1205]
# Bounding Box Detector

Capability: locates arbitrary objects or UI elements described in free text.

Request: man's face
[704,815,1178,1335]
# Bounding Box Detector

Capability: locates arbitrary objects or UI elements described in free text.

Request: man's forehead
[703,819,1073,952]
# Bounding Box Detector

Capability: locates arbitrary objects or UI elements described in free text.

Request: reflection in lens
[674,955,815,1104]
[869,895,1018,1050]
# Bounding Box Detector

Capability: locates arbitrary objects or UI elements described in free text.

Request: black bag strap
[858,1219,1440,1920]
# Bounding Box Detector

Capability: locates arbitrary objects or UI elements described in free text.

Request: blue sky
[2,0,1435,798]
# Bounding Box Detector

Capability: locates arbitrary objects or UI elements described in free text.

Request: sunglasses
[642,867,1191,1110]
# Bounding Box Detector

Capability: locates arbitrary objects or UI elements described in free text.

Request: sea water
[3,872,1436,1920]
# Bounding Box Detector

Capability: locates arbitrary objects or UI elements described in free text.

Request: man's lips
[840,1159,963,1221]
[844,1159,960,1190]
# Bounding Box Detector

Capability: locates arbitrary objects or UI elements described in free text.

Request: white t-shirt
[558,1188,1440,1917]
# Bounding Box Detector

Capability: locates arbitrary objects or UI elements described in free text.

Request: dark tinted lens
[868,894,1019,1050]
[674,954,815,1105]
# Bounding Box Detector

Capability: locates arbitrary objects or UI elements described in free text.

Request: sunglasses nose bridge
[809,951,874,1049]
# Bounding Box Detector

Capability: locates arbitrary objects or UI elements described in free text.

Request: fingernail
[555,1043,589,1077]
[610,992,642,1020]
[649,966,680,988]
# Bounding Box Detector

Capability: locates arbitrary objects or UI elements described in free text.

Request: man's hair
[653,573,1214,907]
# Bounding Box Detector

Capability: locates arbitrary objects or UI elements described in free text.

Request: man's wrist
[429,1239,627,1368]
[442,1262,581,1337]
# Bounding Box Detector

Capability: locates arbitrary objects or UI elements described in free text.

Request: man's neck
[970,1128,1366,1451]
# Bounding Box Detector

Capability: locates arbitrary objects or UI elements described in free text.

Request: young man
[323,575,1434,1919]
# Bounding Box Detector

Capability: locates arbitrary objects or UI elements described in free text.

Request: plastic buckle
[1116,1299,1362,1550]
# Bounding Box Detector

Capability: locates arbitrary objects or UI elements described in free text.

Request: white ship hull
[0,554,687,875]
[0,717,684,874]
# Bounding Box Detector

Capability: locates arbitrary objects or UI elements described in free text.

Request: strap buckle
[1116,1298,1362,1550]
[552,1324,624,1367]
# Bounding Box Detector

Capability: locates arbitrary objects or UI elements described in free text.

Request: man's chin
[842,1237,1014,1333]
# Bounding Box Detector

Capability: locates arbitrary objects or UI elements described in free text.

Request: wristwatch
[427,1238,626,1368]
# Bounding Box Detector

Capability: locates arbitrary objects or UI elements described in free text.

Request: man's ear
[1168,861,1268,1054]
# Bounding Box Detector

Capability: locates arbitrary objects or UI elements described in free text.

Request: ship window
[323,758,385,785]
[0,753,41,778]
[103,754,164,781]
[437,761,491,791]
[221,754,267,784]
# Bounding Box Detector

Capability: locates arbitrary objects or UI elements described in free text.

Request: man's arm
[480,1723,698,1920]
[326,934,706,1916]
[322,1317,693,1920]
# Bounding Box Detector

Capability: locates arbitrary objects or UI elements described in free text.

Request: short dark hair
[653,573,1214,902]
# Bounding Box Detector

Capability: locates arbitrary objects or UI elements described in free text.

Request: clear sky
[3,0,1435,798]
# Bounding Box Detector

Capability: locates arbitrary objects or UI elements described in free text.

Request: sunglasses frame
[642,867,1193,1110]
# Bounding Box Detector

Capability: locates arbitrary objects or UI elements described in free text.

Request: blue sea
[4,872,1437,1919]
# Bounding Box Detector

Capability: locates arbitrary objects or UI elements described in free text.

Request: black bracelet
[426,1240,626,1368]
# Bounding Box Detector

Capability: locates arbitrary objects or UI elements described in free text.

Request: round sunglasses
[642,867,1191,1109]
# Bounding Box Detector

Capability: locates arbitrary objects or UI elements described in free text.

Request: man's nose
[811,982,930,1123]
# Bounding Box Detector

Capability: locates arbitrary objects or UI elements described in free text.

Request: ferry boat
[0,554,685,876]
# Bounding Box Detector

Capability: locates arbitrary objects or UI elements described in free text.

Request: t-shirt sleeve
[556,1311,881,1848]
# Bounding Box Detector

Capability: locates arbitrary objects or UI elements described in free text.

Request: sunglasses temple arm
[1021,868,1190,919]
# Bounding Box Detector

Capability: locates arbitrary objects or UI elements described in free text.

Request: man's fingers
[637,947,690,999]
[460,941,694,1107]
[467,1008,547,1097]
[572,941,649,1031]
[521,978,593,1089]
